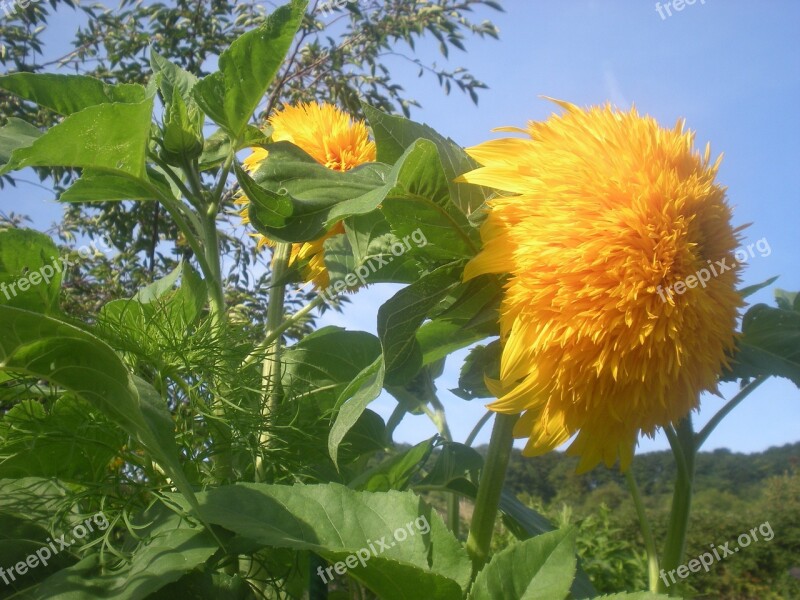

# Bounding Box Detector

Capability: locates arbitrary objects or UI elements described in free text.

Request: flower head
[238,102,376,288]
[461,100,743,472]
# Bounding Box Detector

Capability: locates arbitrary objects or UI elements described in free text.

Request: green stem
[695,376,767,448]
[255,242,292,482]
[209,152,235,214]
[201,209,226,326]
[465,413,518,573]
[240,294,325,370]
[660,418,696,595]
[465,411,493,447]
[626,468,659,592]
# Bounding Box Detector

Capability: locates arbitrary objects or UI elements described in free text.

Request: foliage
[0,1,797,598]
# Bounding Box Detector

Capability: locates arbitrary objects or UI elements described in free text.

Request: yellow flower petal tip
[236,102,375,289]
[466,100,743,472]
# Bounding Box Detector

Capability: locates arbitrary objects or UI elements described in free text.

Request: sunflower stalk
[626,468,660,592]
[660,417,697,595]
[465,413,519,573]
[255,242,292,482]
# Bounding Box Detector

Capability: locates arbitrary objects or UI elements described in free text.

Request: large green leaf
[1,100,154,178]
[378,140,480,261]
[378,264,461,384]
[0,307,200,514]
[192,0,306,138]
[0,73,146,115]
[469,528,577,600]
[59,170,173,203]
[0,228,61,314]
[234,162,292,228]
[282,327,382,409]
[31,527,218,600]
[248,142,390,242]
[724,296,800,387]
[192,483,472,600]
[363,104,489,215]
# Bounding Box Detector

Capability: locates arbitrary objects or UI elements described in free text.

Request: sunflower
[461,99,743,472]
[237,102,376,288]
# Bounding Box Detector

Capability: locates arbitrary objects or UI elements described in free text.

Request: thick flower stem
[660,417,697,595]
[465,413,519,573]
[626,468,660,592]
[255,242,292,482]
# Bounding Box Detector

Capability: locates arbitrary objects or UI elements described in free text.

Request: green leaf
[133,262,183,303]
[724,299,800,387]
[363,104,489,215]
[192,0,307,138]
[0,396,124,481]
[349,438,436,492]
[0,228,62,314]
[451,340,501,400]
[234,162,292,228]
[0,513,76,594]
[469,528,577,600]
[378,264,461,384]
[0,307,201,515]
[59,171,170,203]
[418,442,482,488]
[248,141,390,242]
[378,139,480,261]
[739,275,779,299]
[321,221,421,292]
[775,288,800,311]
[328,357,385,469]
[1,100,154,178]
[150,49,198,106]
[32,527,218,600]
[0,117,42,167]
[161,89,204,162]
[0,73,146,115]
[417,320,493,367]
[0,477,72,522]
[192,482,472,600]
[97,262,208,352]
[282,327,382,409]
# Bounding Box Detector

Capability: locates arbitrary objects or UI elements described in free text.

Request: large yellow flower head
[237,101,376,289]
[461,100,743,472]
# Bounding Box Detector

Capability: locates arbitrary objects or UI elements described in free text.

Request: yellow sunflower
[461,99,743,472]
[237,101,376,288]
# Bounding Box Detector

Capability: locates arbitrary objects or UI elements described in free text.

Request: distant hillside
[490,441,800,506]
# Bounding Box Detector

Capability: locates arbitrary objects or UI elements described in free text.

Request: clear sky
[2,0,798,455]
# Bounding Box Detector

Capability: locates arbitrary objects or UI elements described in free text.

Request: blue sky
[1,1,798,455]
